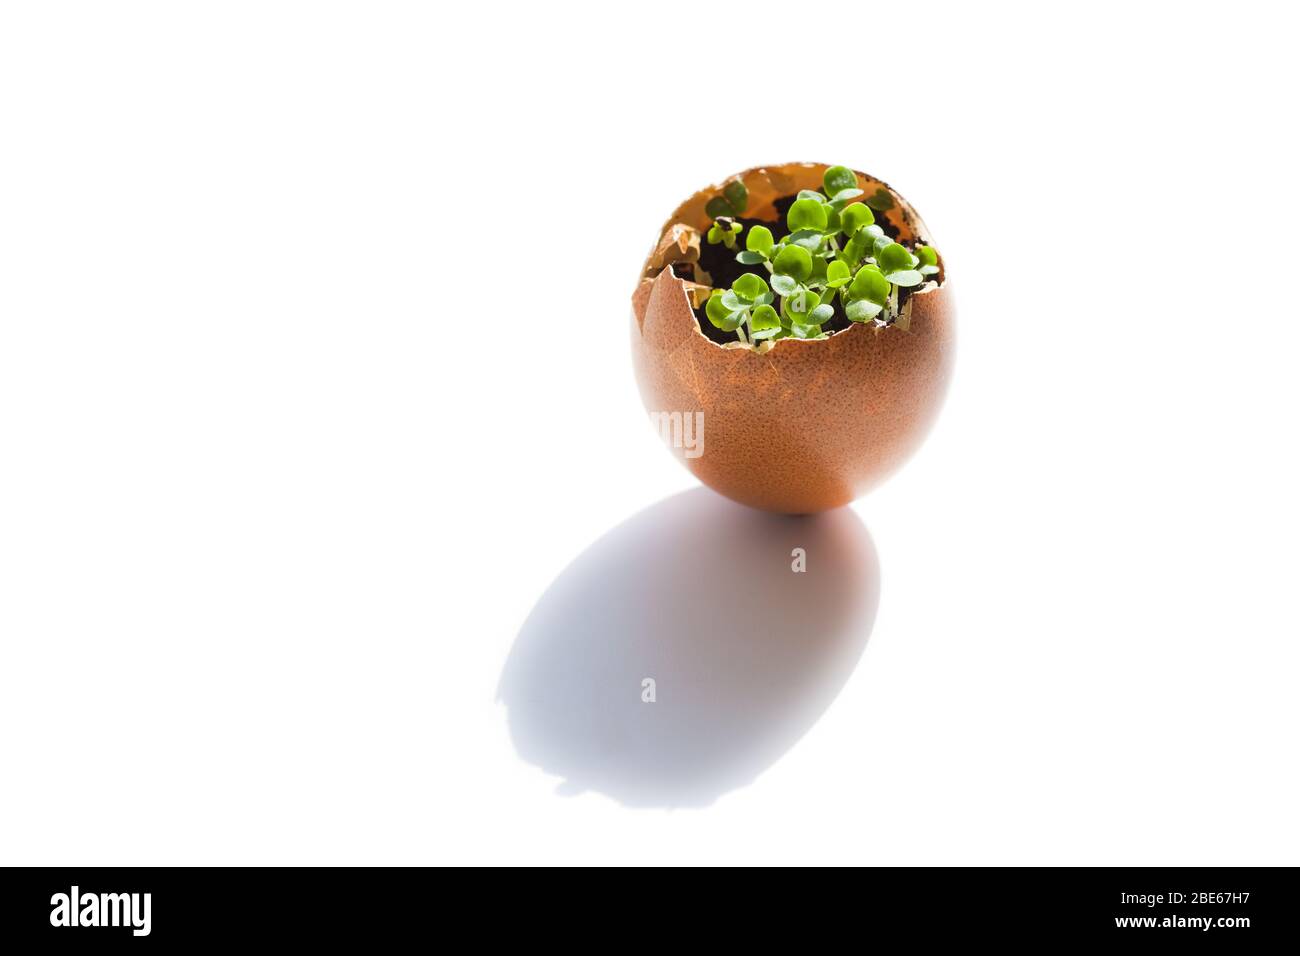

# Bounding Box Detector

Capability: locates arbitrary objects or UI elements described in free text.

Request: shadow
[497,488,880,808]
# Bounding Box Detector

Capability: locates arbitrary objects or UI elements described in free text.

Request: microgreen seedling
[703,177,751,250]
[735,224,775,265]
[916,245,940,275]
[877,242,923,287]
[705,271,775,345]
[693,165,940,345]
[844,265,890,323]
[706,216,743,249]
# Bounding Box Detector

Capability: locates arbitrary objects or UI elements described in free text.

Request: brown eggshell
[631,162,955,514]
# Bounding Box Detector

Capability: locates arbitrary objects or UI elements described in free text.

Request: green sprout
[822,165,866,207]
[787,198,828,233]
[695,164,941,345]
[844,265,890,323]
[735,224,775,265]
[877,242,924,287]
[703,178,751,250]
[706,217,743,249]
[916,245,940,276]
[705,272,775,345]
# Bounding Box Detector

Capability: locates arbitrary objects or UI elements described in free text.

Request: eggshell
[631,162,955,514]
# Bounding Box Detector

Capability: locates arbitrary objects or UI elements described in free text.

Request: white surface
[1,1,1297,866]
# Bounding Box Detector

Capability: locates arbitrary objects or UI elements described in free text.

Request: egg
[632,162,955,514]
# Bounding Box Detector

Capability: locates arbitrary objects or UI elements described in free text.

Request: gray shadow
[497,487,880,808]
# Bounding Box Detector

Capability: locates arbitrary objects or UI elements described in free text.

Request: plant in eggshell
[700,165,940,345]
[632,163,954,514]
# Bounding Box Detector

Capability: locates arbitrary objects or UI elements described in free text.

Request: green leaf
[746,224,774,255]
[790,323,823,339]
[720,221,741,249]
[885,269,924,287]
[705,196,734,219]
[809,303,835,325]
[829,187,864,206]
[840,202,875,235]
[750,304,781,331]
[873,234,895,257]
[919,264,940,276]
[823,165,858,196]
[789,288,821,316]
[788,229,823,251]
[771,274,799,296]
[844,228,872,264]
[797,189,826,203]
[706,291,739,329]
[823,205,841,234]
[750,326,782,340]
[849,265,891,305]
[865,187,895,211]
[808,255,828,286]
[721,290,743,311]
[846,299,884,322]
[877,242,913,274]
[736,250,765,264]
[773,244,813,281]
[916,245,938,267]
[733,272,769,303]
[826,260,852,288]
[787,198,829,233]
[706,224,723,244]
[723,180,748,215]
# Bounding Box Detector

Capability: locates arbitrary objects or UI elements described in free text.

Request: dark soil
[674,194,912,346]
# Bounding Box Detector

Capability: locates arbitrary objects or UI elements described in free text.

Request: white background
[2,2,1297,865]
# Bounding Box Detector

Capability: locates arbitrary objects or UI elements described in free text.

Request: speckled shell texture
[631,162,955,514]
